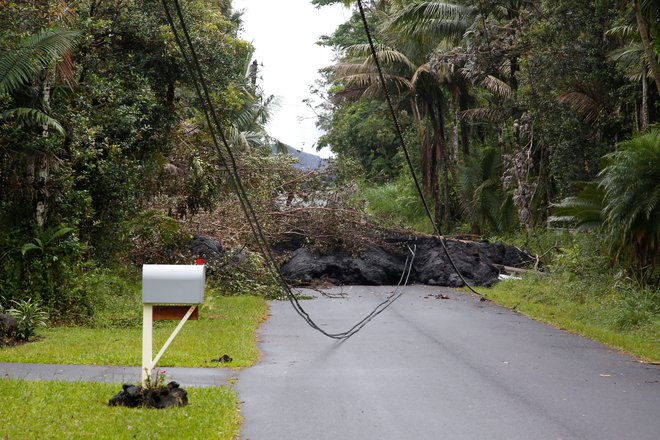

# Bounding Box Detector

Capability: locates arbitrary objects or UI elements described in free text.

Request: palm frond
[1,107,64,134]
[480,75,512,98]
[54,49,76,90]
[460,107,505,123]
[345,43,384,59]
[363,48,417,72]
[346,44,417,72]
[340,73,413,94]
[334,62,375,78]
[0,28,79,95]
[498,59,511,76]
[384,2,471,43]
[557,92,602,123]
[609,44,643,63]
[551,183,605,231]
[605,24,638,39]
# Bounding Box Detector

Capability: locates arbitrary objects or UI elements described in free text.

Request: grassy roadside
[482,271,660,363]
[0,286,267,439]
[0,379,240,439]
[0,294,268,367]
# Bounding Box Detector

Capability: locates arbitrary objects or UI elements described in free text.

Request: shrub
[127,210,191,265]
[360,172,434,233]
[600,129,660,269]
[18,227,90,322]
[206,251,281,299]
[7,298,48,341]
[612,286,660,330]
[76,267,142,328]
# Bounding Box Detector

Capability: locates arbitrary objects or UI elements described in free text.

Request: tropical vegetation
[0,0,657,350]
[0,2,658,436]
[309,0,659,359]
[0,0,280,325]
[313,0,659,276]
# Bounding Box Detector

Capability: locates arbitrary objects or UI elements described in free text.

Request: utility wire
[162,0,325,336]
[162,0,415,339]
[355,0,482,297]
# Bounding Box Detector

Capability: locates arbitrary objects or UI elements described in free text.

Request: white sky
[232,0,350,158]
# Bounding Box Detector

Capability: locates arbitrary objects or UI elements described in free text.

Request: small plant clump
[0,298,48,343]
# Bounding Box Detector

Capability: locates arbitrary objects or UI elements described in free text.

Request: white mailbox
[142,264,205,305]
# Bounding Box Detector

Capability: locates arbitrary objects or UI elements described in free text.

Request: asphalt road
[0,363,233,387]
[236,285,660,440]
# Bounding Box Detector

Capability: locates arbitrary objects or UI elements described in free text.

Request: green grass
[0,294,267,368]
[0,379,240,439]
[483,273,660,363]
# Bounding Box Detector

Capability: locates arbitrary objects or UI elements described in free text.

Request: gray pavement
[0,362,234,387]
[236,285,660,440]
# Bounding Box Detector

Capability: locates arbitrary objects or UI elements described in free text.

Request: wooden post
[151,306,197,368]
[141,304,197,387]
[141,304,153,386]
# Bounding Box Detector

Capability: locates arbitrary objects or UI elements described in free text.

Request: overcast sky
[232,0,349,158]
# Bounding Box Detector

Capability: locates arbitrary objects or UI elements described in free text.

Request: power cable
[161,0,324,336]
[355,0,482,297]
[162,0,416,339]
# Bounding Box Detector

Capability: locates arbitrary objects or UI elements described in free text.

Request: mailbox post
[141,264,205,385]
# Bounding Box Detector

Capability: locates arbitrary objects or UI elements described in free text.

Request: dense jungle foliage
[314,0,659,270]
[0,0,658,330]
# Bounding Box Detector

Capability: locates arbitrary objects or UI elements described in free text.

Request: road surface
[236,285,660,440]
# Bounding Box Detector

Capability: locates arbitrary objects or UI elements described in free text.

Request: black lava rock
[0,313,17,341]
[109,382,188,409]
[280,236,532,288]
[189,235,223,260]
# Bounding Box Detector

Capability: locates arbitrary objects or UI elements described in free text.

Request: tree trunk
[452,113,460,166]
[641,67,649,130]
[167,81,175,107]
[459,93,470,158]
[634,0,660,95]
[441,146,452,231]
[415,114,441,231]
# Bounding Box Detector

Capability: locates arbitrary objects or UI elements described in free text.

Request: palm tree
[331,2,472,229]
[334,42,451,226]
[0,28,79,134]
[599,129,660,268]
[458,146,516,234]
[226,87,278,151]
[224,56,284,153]
[607,4,659,130]
[550,130,659,270]
[384,1,473,158]
[0,27,78,227]
[632,0,660,94]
